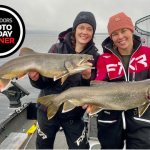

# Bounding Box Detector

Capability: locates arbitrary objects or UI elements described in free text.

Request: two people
[28,11,100,149]
[29,11,150,149]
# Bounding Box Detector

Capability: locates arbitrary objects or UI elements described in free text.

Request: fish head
[65,54,93,74]
[147,86,150,102]
[138,85,150,117]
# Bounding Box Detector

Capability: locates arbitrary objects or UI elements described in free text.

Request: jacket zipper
[104,43,142,82]
[127,43,142,81]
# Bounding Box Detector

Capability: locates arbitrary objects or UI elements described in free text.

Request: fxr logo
[106,63,123,75]
[106,54,147,75]
[136,55,147,67]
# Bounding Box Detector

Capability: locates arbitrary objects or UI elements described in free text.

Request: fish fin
[62,100,77,113]
[54,73,68,81]
[19,47,36,56]
[138,103,150,117]
[0,78,11,92]
[89,105,103,115]
[90,80,109,87]
[17,74,27,81]
[37,94,60,120]
[61,76,68,85]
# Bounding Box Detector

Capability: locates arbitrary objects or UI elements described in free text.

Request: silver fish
[37,79,150,119]
[0,47,93,92]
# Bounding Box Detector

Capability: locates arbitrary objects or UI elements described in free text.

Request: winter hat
[107,12,134,37]
[72,11,96,34]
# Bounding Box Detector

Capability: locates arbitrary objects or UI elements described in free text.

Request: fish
[37,79,150,119]
[0,47,93,92]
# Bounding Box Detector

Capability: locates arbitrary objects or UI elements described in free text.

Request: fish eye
[80,57,83,59]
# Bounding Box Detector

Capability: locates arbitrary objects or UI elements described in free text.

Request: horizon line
[26,30,108,35]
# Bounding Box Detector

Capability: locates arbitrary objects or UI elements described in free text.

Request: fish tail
[37,94,59,119]
[0,78,11,92]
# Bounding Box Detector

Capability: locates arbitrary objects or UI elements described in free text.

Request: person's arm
[28,72,53,89]
[80,52,100,86]
[80,68,92,86]
[83,54,108,111]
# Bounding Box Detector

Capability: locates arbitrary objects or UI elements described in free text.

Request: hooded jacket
[95,34,150,82]
[30,28,100,120]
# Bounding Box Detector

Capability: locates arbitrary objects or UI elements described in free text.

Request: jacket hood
[58,27,72,42]
[102,34,142,56]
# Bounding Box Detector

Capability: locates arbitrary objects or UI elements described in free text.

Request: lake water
[0,34,108,122]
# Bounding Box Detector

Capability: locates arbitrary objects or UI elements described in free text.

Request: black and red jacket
[95,35,150,82]
[29,28,100,120]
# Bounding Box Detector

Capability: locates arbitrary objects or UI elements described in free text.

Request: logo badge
[80,15,88,19]
[0,5,25,58]
[115,17,120,22]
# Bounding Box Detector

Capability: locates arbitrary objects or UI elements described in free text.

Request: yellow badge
[115,17,120,21]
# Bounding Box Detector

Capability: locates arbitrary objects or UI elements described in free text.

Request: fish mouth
[77,56,93,68]
[147,90,150,101]
[68,56,93,75]
[78,60,92,67]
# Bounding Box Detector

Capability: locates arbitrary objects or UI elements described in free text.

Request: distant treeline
[26,30,59,35]
[95,33,108,35]
[26,30,108,35]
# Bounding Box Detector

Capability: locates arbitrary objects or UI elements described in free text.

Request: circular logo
[0,5,25,58]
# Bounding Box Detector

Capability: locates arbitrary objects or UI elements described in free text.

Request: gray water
[0,34,108,122]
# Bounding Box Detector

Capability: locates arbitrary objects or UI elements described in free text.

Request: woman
[94,12,150,149]
[28,11,100,149]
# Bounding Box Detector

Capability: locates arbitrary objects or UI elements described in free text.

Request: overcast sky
[1,0,150,33]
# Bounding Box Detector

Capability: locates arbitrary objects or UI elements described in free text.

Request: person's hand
[82,105,92,114]
[80,67,91,79]
[28,71,39,81]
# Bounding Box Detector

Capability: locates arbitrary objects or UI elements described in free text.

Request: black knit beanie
[72,11,96,34]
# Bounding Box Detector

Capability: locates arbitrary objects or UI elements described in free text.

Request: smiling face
[111,28,133,55]
[75,23,93,47]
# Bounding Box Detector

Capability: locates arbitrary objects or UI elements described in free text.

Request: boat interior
[0,81,101,149]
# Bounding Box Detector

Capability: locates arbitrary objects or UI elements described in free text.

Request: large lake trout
[38,79,150,119]
[0,47,93,92]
